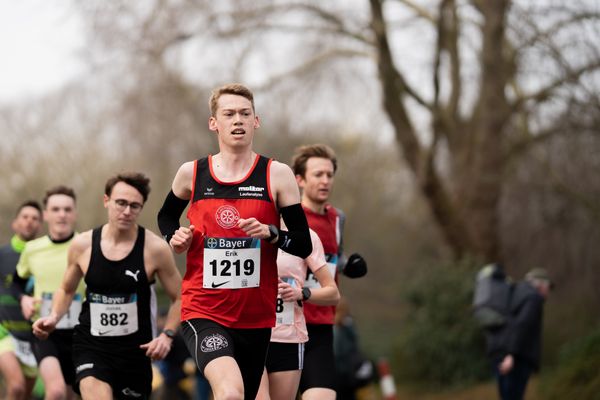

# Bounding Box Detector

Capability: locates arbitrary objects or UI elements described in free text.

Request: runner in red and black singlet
[157,83,311,400]
[291,144,368,400]
[302,205,342,327]
[182,154,279,328]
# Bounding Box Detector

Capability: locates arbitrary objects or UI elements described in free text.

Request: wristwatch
[302,287,312,301]
[162,329,176,339]
[267,224,279,243]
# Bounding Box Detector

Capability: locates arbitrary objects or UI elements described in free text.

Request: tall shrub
[391,260,490,388]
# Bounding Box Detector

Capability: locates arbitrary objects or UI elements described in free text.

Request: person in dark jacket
[486,267,553,400]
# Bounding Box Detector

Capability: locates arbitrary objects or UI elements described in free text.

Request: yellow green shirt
[16,235,85,302]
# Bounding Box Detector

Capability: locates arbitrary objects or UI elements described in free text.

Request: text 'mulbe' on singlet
[76,225,157,351]
[183,154,280,329]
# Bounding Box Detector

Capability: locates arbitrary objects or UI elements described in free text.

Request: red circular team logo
[215,205,240,229]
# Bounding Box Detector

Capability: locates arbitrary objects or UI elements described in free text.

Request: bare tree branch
[512,60,600,111]
[514,9,600,51]
[165,2,374,48]
[508,102,600,162]
[395,0,435,22]
[253,48,374,91]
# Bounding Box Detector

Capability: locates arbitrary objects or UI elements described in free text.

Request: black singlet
[75,225,156,351]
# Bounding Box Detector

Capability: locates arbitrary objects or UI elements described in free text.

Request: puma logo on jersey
[125,269,140,282]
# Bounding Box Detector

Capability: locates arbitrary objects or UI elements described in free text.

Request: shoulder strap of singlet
[90,225,103,261]
[191,157,208,203]
[89,225,145,264]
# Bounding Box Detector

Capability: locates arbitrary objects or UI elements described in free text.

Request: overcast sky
[0,0,84,103]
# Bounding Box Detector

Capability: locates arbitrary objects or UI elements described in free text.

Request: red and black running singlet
[302,205,341,325]
[182,154,280,328]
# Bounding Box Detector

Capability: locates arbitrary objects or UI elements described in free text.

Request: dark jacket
[486,281,545,370]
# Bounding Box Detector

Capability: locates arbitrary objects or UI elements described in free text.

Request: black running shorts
[32,329,76,385]
[299,324,336,392]
[72,336,152,399]
[265,341,305,373]
[181,318,271,400]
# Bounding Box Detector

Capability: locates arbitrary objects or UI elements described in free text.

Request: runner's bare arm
[151,234,182,333]
[306,266,340,306]
[15,246,38,319]
[270,161,301,209]
[172,161,194,200]
[140,232,182,360]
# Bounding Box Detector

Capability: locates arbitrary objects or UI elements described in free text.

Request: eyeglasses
[112,199,143,213]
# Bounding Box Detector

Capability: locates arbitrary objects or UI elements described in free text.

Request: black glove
[343,253,367,278]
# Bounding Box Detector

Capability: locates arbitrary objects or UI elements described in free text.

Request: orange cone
[378,358,398,400]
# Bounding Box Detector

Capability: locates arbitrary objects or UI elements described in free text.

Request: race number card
[40,292,82,329]
[89,292,138,337]
[203,237,261,289]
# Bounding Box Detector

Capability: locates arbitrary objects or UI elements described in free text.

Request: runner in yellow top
[16,186,84,400]
[17,236,86,308]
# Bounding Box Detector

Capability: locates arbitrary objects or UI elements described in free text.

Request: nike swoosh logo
[97,330,110,336]
[211,281,230,288]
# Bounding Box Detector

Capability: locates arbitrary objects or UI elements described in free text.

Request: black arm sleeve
[276,203,312,259]
[157,190,189,242]
[11,271,29,300]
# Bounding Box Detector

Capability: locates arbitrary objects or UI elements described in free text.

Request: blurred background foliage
[1,0,600,396]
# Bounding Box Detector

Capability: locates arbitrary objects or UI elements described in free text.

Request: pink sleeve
[306,230,327,273]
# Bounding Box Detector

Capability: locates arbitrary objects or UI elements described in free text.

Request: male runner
[157,83,312,400]
[0,200,42,400]
[292,144,368,400]
[16,186,84,400]
[33,172,182,400]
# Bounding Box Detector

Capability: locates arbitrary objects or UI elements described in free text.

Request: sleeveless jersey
[75,225,157,352]
[303,205,342,325]
[182,154,280,328]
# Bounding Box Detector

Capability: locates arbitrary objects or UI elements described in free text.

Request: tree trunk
[369,0,473,260]
[370,0,512,261]
[462,0,511,261]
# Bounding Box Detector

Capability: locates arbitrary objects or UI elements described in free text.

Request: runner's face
[208,94,259,149]
[297,157,335,205]
[44,195,77,240]
[12,206,42,241]
[104,181,144,230]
